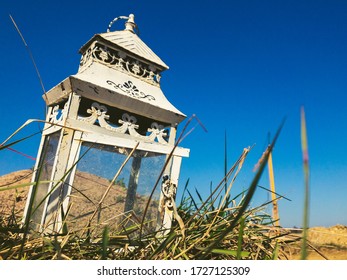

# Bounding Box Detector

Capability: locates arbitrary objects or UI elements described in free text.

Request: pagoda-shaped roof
[44,14,186,125]
[79,14,169,71]
[98,31,168,70]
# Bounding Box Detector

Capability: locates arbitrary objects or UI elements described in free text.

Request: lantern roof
[44,14,186,125]
[79,14,169,71]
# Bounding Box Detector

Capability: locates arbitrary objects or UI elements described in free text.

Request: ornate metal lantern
[23,14,189,235]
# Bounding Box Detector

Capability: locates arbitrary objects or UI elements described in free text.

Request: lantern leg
[124,157,142,213]
[42,128,76,232]
[37,94,81,233]
[23,106,54,231]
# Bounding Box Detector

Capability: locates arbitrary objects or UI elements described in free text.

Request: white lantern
[23,14,189,236]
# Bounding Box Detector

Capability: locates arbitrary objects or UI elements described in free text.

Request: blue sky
[1,0,346,228]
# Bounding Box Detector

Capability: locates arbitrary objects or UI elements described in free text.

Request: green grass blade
[186,189,199,211]
[1,119,83,147]
[179,178,190,205]
[149,230,177,259]
[257,185,292,201]
[300,107,310,260]
[224,130,228,193]
[271,242,279,260]
[0,181,54,192]
[210,248,250,258]
[101,226,109,260]
[237,217,245,259]
[60,203,71,236]
[195,188,204,204]
[1,119,41,146]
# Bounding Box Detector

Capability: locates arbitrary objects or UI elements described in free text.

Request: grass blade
[101,226,109,260]
[300,107,310,260]
[179,178,190,205]
[237,217,245,259]
[0,181,54,192]
[224,130,228,193]
[267,150,280,226]
[211,248,250,258]
[149,230,177,259]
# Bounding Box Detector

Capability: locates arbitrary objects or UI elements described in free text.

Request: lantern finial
[125,14,136,33]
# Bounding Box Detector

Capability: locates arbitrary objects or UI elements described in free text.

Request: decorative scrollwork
[79,46,94,67]
[158,175,177,217]
[106,80,155,101]
[79,43,162,86]
[158,175,185,239]
[49,102,68,124]
[160,175,177,211]
[78,102,107,125]
[78,102,168,144]
[148,122,168,144]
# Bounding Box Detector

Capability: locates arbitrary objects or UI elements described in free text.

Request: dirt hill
[287,225,347,260]
[0,169,158,233]
[0,169,31,217]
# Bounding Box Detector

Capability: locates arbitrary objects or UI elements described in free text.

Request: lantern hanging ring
[107,14,139,35]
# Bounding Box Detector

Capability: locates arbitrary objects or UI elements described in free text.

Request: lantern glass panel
[67,142,165,234]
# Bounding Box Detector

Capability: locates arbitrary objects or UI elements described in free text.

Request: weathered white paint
[25,14,189,235]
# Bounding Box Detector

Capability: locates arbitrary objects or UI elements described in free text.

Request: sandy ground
[0,169,31,218]
[0,169,158,233]
[1,170,347,259]
[286,225,347,260]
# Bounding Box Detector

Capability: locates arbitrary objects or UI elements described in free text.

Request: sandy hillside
[0,169,158,232]
[287,225,347,260]
[0,169,32,217]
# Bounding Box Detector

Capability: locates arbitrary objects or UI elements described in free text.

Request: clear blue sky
[1,0,346,228]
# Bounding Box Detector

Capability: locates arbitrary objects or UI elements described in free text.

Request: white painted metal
[77,101,169,145]
[44,104,189,157]
[25,14,189,235]
[69,123,189,158]
[41,93,81,232]
[56,131,83,232]
[73,69,185,124]
[22,106,53,226]
[99,31,168,70]
[161,156,182,232]
[81,14,169,70]
[44,72,186,125]
[43,14,185,125]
